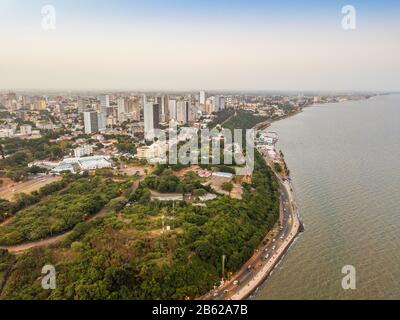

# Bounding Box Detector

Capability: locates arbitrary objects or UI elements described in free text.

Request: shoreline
[200,109,304,301]
[227,95,375,300]
[229,160,303,300]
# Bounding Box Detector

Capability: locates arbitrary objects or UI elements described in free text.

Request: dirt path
[0,217,15,228]
[0,206,113,255]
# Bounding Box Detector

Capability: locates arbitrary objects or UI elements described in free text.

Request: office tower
[97,112,106,131]
[213,96,220,112]
[144,97,160,141]
[219,97,225,111]
[117,97,125,116]
[84,111,99,134]
[84,111,106,134]
[200,91,206,105]
[177,101,189,125]
[208,96,225,113]
[168,99,177,120]
[98,95,109,114]
[160,96,169,123]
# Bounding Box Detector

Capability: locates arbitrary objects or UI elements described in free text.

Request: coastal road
[0,175,61,201]
[203,161,301,300]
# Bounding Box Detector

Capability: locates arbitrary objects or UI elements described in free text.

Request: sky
[0,0,400,92]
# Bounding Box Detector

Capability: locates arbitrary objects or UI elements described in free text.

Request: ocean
[256,94,400,299]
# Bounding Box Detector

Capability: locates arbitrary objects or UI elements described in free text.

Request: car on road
[264,254,270,260]
[272,245,276,251]
[233,280,239,286]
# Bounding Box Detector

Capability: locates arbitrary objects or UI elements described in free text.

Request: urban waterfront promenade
[230,176,301,300]
[202,154,303,301]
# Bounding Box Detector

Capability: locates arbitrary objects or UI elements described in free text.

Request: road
[202,158,301,300]
[0,176,61,201]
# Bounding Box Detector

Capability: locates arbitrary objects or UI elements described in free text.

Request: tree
[274,162,283,173]
[222,182,233,193]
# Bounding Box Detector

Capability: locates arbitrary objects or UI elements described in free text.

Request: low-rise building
[74,145,93,158]
[20,124,32,135]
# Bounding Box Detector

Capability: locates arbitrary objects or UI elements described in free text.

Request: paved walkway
[230,179,300,300]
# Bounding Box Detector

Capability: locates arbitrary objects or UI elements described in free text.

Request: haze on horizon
[1,0,400,92]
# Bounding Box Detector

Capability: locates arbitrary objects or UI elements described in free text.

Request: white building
[200,91,206,105]
[208,96,225,113]
[20,124,32,135]
[84,111,98,134]
[117,97,125,117]
[60,156,113,171]
[136,142,168,164]
[98,95,109,114]
[177,101,189,125]
[143,96,160,141]
[0,128,15,138]
[74,145,93,158]
[168,99,177,121]
[84,111,105,134]
[36,121,54,130]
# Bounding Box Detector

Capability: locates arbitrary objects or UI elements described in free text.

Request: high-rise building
[168,99,177,121]
[177,101,189,125]
[219,96,225,111]
[117,98,125,116]
[84,111,98,134]
[98,112,106,131]
[160,96,169,123]
[200,91,206,105]
[208,96,225,113]
[84,111,106,134]
[98,95,109,114]
[144,96,160,141]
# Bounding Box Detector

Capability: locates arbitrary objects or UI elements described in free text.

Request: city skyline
[1,0,400,92]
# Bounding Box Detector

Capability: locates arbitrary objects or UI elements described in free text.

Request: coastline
[225,95,375,300]
[201,108,304,301]
[229,158,303,300]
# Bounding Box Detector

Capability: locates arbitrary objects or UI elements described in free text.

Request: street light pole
[222,255,226,280]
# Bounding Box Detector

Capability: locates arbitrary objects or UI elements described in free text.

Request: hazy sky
[1,0,400,91]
